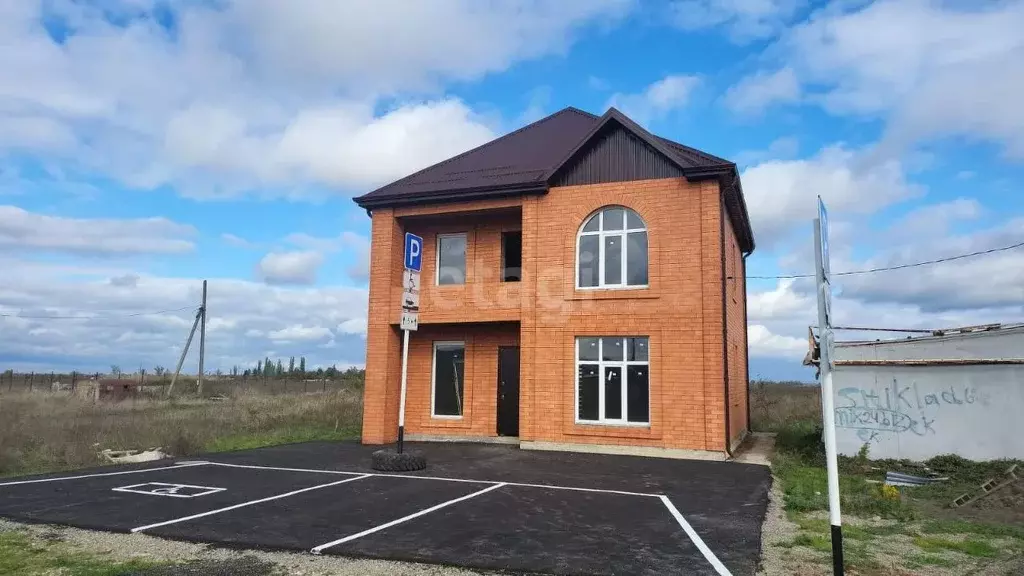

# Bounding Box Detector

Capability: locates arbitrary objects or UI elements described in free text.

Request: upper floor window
[437,233,467,285]
[577,207,648,289]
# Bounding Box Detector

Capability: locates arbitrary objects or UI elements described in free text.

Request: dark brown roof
[354,106,754,252]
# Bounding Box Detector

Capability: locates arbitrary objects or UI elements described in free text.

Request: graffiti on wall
[835,380,991,444]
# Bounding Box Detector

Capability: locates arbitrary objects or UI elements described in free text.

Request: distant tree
[243,368,251,377]
[215,368,223,377]
[231,365,239,377]
[299,356,306,375]
[153,365,166,377]
[315,367,324,377]
[256,360,263,376]
[110,365,122,378]
[276,359,284,374]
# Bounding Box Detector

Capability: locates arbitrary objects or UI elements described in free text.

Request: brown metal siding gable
[551,124,685,186]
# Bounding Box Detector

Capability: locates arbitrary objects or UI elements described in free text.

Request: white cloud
[669,0,806,42]
[338,318,368,336]
[838,216,1024,312]
[734,136,799,167]
[747,324,808,357]
[888,197,983,239]
[267,324,333,342]
[226,0,632,93]
[0,258,368,373]
[256,251,324,285]
[748,278,812,322]
[740,144,922,248]
[607,75,701,126]
[747,211,1024,367]
[724,67,800,115]
[754,0,1024,159]
[221,233,256,248]
[283,230,370,282]
[0,205,196,255]
[0,1,631,198]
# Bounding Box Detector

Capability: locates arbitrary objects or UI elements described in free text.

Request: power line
[0,305,198,320]
[742,240,1024,280]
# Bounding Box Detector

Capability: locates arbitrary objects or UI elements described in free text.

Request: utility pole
[168,306,202,398]
[198,280,207,396]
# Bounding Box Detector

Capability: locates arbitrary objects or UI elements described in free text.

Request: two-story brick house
[353,106,755,459]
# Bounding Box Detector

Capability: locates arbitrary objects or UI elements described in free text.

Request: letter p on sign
[404,232,423,272]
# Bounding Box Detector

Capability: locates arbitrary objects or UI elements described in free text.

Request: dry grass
[0,387,363,477]
[750,380,822,432]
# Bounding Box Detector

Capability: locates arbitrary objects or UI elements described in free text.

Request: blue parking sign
[404,232,423,272]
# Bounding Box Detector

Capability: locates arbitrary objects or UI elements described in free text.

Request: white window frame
[575,207,648,290]
[436,232,467,286]
[574,336,650,426]
[431,340,465,419]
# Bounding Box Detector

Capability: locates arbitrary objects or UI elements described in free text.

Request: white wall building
[828,324,1024,461]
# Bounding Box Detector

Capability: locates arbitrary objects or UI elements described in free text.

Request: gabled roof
[353,106,754,252]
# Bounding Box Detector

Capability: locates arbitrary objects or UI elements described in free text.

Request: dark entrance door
[497,346,520,436]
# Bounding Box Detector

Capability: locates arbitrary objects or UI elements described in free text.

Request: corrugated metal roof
[353,106,755,252]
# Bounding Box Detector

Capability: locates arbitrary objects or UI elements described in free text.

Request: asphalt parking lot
[0,442,771,576]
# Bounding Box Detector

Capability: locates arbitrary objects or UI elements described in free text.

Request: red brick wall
[402,323,519,437]
[724,215,750,446]
[361,176,744,454]
[520,178,726,451]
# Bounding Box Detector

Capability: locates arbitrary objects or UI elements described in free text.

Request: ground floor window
[432,341,465,417]
[576,337,649,425]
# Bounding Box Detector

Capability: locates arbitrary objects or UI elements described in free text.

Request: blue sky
[1,0,1022,380]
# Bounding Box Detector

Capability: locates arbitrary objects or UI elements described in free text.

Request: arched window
[577,206,648,289]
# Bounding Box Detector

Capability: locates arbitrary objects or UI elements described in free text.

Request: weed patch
[0,388,362,477]
[0,529,162,575]
[912,536,999,557]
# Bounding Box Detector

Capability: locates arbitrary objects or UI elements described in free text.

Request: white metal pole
[814,218,844,576]
[398,328,410,453]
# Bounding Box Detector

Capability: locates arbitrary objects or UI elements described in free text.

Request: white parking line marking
[131,474,372,533]
[208,462,366,476]
[504,481,657,498]
[311,482,507,554]
[660,495,732,576]
[0,462,208,487]
[206,461,660,496]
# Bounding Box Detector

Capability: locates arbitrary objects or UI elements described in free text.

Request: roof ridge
[356,107,592,200]
[658,137,733,166]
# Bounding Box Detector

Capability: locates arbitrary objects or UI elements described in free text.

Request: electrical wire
[741,240,1024,280]
[0,305,198,320]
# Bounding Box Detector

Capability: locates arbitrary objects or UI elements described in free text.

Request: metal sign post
[814,196,844,576]
[397,232,423,454]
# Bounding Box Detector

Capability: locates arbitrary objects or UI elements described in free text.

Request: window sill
[574,420,650,428]
[567,290,659,301]
[431,415,464,420]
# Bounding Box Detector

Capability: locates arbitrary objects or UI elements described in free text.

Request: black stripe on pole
[831,524,845,575]
[397,426,405,454]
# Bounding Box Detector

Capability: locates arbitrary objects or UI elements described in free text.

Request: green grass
[920,519,1024,540]
[0,530,162,575]
[904,553,957,569]
[791,533,832,553]
[912,536,999,557]
[773,449,915,521]
[204,424,360,453]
